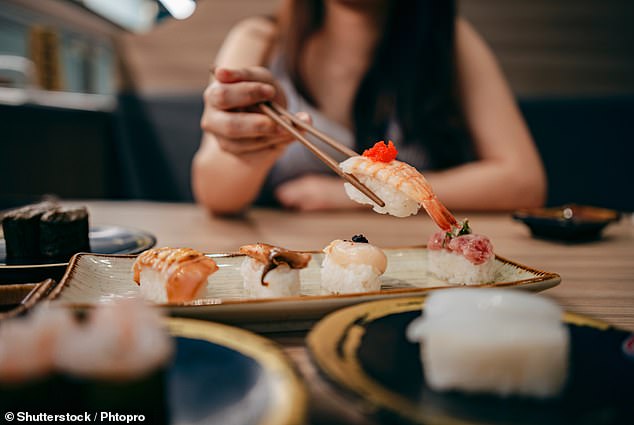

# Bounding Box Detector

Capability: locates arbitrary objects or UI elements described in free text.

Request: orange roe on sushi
[362,140,398,163]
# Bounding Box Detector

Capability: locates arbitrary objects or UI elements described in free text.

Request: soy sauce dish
[512,204,621,242]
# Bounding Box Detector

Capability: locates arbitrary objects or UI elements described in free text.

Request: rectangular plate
[50,247,560,331]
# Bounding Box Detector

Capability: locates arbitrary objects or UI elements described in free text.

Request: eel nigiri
[239,243,311,298]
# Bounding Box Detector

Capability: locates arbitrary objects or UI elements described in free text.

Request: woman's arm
[425,19,547,211]
[192,18,306,214]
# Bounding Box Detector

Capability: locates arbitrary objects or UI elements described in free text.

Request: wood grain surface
[78,200,634,425]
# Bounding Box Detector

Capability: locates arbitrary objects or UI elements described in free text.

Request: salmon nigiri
[132,247,218,303]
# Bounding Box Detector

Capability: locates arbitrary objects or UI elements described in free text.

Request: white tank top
[267,54,428,188]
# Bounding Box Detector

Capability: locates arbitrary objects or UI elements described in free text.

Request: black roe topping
[351,234,369,243]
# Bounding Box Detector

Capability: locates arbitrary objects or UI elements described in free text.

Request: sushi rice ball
[406,288,569,398]
[321,235,387,294]
[339,141,459,233]
[239,243,311,298]
[427,227,498,285]
[132,247,218,303]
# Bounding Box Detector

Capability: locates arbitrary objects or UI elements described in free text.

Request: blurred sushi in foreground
[427,220,497,284]
[406,288,569,398]
[321,235,387,294]
[239,243,311,298]
[0,300,172,421]
[132,247,218,303]
[340,141,458,231]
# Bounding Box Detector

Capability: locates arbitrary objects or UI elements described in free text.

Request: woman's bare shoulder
[455,17,486,50]
[215,17,279,67]
[229,16,278,41]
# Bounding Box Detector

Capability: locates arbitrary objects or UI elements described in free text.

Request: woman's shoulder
[455,17,493,57]
[216,16,279,67]
[228,16,278,41]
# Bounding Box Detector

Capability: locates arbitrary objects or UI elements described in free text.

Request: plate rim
[49,246,562,308]
[167,317,306,425]
[306,296,611,425]
[0,224,156,270]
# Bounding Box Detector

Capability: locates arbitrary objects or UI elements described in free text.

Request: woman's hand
[201,66,309,155]
[275,174,369,212]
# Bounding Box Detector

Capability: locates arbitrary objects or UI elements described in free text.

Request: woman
[193,0,546,214]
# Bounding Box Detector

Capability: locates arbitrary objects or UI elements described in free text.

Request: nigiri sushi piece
[55,299,173,380]
[406,288,569,398]
[321,235,387,294]
[239,243,311,298]
[339,141,458,231]
[0,303,75,384]
[426,221,497,284]
[132,247,218,303]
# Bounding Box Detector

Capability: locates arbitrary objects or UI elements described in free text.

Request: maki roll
[39,207,90,260]
[0,301,172,421]
[239,243,311,298]
[1,201,57,259]
[55,300,173,423]
[1,202,91,262]
[320,235,387,294]
[406,289,569,398]
[0,305,81,411]
[426,220,497,284]
[132,247,218,303]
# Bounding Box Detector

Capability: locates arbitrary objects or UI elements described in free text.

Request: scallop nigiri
[339,141,458,231]
[320,235,387,294]
[132,247,218,303]
[239,243,311,298]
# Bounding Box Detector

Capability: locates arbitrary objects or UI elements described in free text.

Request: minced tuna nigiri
[426,221,497,284]
[132,247,218,303]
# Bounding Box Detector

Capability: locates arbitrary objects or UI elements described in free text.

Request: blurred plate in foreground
[307,297,634,425]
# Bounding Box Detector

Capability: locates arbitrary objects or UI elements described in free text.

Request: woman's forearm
[425,158,546,212]
[192,134,284,214]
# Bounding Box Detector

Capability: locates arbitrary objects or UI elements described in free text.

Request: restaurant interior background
[1,0,633,212]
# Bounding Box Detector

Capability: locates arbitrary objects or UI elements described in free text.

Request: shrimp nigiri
[339,141,458,231]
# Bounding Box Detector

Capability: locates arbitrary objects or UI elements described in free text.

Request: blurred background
[1,0,633,210]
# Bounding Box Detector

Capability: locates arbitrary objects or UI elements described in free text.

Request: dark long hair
[277,0,472,169]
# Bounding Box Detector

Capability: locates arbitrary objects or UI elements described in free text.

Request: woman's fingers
[214,66,275,84]
[202,109,277,139]
[202,109,312,141]
[216,134,294,155]
[213,66,287,107]
[206,81,275,110]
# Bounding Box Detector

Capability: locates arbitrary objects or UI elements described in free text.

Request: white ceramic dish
[50,247,560,331]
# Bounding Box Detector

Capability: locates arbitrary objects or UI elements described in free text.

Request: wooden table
[80,201,634,424]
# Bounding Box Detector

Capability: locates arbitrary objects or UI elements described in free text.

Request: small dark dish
[0,225,156,284]
[512,204,620,242]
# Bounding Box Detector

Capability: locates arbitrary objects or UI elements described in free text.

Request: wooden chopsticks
[258,102,385,208]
